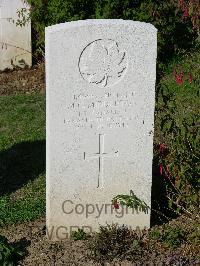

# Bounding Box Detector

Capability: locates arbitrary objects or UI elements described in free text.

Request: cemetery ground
[0,52,199,265]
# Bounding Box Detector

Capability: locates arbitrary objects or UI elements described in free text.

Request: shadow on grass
[0,140,45,196]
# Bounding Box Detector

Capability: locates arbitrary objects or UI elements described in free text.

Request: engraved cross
[84,134,119,188]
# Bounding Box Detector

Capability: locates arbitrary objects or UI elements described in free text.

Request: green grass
[0,93,45,150]
[0,93,45,226]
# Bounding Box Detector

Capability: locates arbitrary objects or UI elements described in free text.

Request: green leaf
[189,6,193,16]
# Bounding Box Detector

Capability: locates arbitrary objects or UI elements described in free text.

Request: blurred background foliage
[21,0,199,66]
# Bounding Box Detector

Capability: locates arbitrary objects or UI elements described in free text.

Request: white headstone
[46,20,157,241]
[0,0,31,71]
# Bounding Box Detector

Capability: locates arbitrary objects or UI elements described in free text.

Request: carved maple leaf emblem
[79,39,128,87]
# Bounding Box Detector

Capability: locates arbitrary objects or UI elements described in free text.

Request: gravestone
[46,20,157,241]
[0,0,31,71]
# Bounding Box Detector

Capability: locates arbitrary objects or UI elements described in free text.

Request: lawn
[0,94,46,225]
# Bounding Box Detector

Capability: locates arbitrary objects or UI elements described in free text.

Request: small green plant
[162,227,185,249]
[112,190,150,214]
[131,239,142,250]
[71,229,88,241]
[149,229,161,240]
[187,220,200,245]
[0,235,23,266]
[187,230,200,245]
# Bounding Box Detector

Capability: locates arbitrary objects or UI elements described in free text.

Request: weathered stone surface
[46,19,157,240]
[0,0,31,71]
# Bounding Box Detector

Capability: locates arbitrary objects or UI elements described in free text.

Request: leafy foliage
[0,235,23,266]
[149,229,161,240]
[89,224,145,261]
[155,51,200,218]
[112,190,150,214]
[149,223,194,250]
[20,0,199,63]
[162,227,185,249]
[71,229,88,241]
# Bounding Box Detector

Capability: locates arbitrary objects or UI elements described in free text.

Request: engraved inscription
[84,134,119,188]
[79,39,128,88]
[65,91,136,130]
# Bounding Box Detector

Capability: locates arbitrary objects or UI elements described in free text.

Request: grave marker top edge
[45,19,157,34]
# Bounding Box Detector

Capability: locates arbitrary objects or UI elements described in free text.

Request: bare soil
[0,218,98,266]
[0,215,199,266]
[0,64,45,95]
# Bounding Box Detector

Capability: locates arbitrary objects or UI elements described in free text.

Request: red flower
[183,7,189,18]
[159,143,166,154]
[113,201,120,209]
[159,164,163,175]
[176,73,184,85]
[173,68,184,85]
[188,73,193,84]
